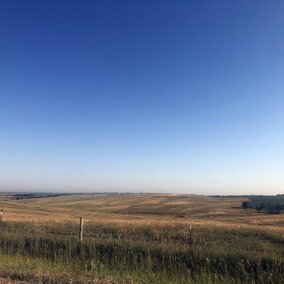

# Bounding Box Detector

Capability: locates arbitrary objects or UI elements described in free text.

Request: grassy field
[0,193,283,283]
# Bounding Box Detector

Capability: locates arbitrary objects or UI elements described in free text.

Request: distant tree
[256,205,263,213]
[242,201,251,209]
[242,196,284,214]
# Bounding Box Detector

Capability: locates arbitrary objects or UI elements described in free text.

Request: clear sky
[0,0,283,194]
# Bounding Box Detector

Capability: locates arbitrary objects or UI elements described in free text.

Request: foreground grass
[0,220,283,283]
[0,243,282,284]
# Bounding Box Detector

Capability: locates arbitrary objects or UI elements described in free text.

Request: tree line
[241,195,284,214]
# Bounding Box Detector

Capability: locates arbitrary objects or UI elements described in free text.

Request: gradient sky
[0,0,284,194]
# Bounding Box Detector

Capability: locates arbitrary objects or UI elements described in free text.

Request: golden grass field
[1,193,283,233]
[0,193,283,284]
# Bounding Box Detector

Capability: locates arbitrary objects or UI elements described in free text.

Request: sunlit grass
[0,220,283,283]
[0,194,283,283]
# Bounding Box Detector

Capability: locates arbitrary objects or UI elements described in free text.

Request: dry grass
[0,278,29,284]
[0,193,283,283]
[1,194,283,231]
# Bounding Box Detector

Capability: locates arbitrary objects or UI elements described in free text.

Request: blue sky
[0,0,283,194]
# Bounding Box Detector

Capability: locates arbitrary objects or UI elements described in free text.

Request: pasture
[0,193,283,283]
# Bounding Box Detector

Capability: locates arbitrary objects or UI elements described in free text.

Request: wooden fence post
[0,209,3,225]
[189,224,192,247]
[79,217,84,242]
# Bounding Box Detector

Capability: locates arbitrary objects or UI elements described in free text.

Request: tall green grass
[0,221,283,283]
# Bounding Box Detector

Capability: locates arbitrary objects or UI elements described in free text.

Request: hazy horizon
[1,1,284,195]
[0,187,283,196]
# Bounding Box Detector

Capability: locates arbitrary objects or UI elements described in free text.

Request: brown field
[0,193,283,284]
[1,193,283,230]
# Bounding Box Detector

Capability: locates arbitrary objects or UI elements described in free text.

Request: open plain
[0,193,283,283]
